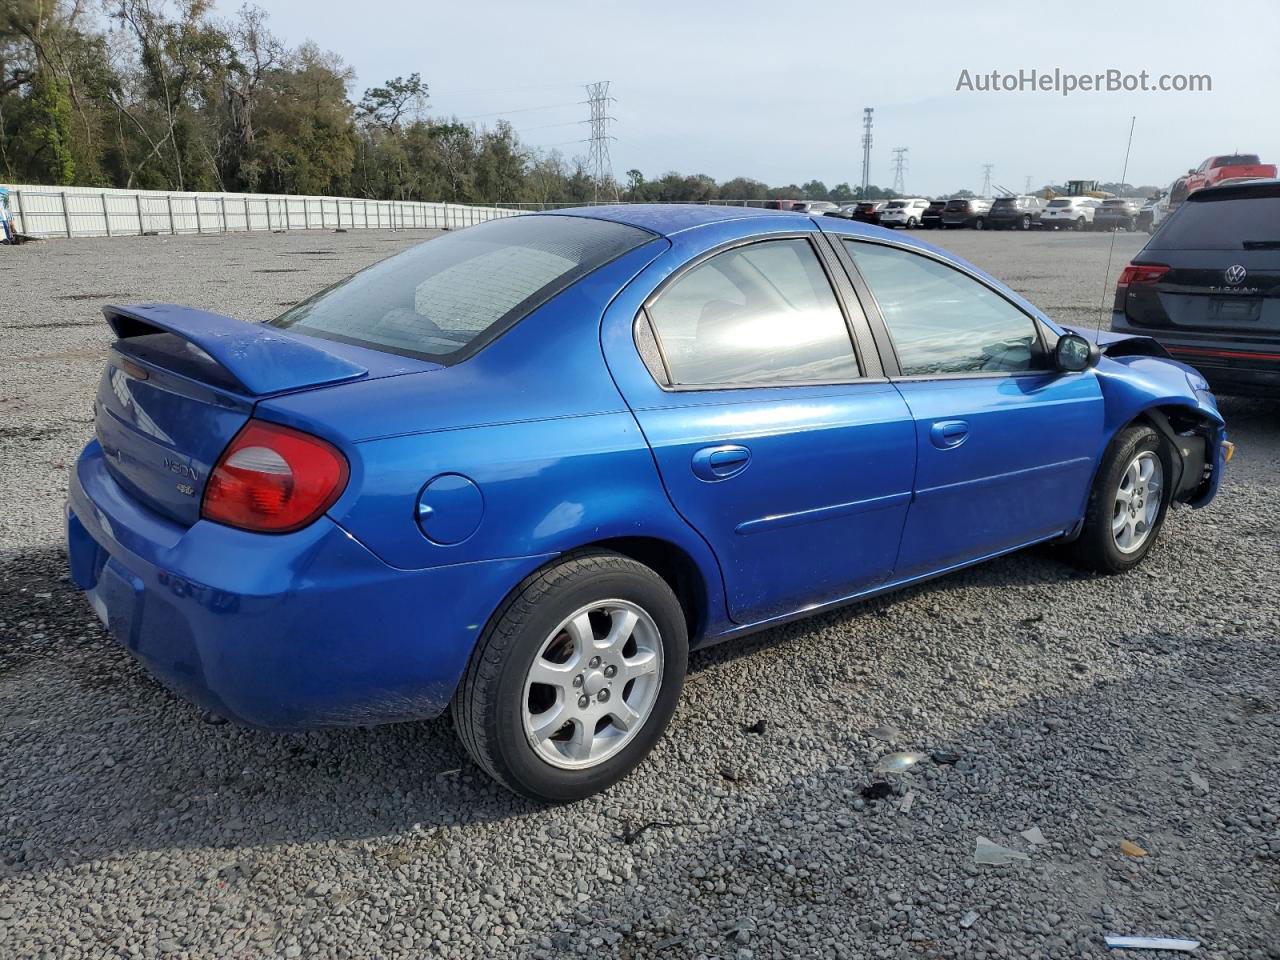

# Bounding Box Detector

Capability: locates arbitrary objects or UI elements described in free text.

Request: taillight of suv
[1116,263,1170,290]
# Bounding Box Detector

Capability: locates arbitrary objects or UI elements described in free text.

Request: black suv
[1094,198,1142,232]
[987,195,1045,230]
[921,200,946,229]
[940,197,993,229]
[1111,179,1280,397]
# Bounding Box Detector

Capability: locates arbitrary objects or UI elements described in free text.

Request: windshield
[271,215,652,362]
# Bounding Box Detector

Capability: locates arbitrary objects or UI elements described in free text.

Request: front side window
[645,238,860,386]
[272,215,652,362]
[844,241,1045,376]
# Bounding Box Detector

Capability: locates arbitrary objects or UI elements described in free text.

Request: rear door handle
[692,444,751,481]
[929,419,969,449]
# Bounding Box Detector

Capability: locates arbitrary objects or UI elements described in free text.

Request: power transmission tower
[891,147,909,194]
[860,108,874,197]
[981,163,994,197]
[1024,175,1033,194]
[585,81,618,203]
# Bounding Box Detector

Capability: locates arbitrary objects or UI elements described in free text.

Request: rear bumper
[1110,314,1280,397]
[67,439,549,730]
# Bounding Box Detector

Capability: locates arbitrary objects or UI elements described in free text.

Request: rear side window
[1148,196,1280,250]
[272,215,652,362]
[845,241,1046,376]
[644,238,860,387]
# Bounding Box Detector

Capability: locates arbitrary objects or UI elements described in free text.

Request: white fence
[1,184,523,239]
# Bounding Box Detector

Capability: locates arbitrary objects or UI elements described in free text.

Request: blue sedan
[67,205,1230,800]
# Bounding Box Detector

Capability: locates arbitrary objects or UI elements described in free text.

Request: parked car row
[818,195,1138,232]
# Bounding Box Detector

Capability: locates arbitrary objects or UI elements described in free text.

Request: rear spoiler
[104,303,367,397]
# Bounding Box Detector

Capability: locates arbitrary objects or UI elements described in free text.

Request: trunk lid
[94,304,437,526]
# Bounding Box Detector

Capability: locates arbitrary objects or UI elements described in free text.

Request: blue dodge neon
[67,205,1230,800]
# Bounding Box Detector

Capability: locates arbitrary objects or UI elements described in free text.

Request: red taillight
[201,420,348,533]
[1116,263,1170,289]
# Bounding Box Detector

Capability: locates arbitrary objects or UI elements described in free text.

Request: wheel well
[584,537,706,641]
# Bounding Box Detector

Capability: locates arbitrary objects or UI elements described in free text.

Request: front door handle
[929,419,970,449]
[692,444,751,481]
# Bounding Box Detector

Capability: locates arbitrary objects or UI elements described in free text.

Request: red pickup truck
[1184,153,1277,194]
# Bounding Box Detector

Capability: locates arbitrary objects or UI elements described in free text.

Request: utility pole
[585,81,618,203]
[860,108,874,198]
[891,147,909,194]
[981,163,994,197]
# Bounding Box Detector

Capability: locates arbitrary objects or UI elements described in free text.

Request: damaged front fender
[1088,348,1227,509]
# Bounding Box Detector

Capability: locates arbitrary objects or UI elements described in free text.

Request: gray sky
[231,0,1280,196]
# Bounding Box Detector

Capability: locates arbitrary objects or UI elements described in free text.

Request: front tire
[907,216,918,228]
[452,550,688,801]
[1069,425,1172,574]
[974,217,985,230]
[1075,216,1087,231]
[1021,214,1032,230]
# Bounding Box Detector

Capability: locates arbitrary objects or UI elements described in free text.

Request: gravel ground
[1,226,1278,960]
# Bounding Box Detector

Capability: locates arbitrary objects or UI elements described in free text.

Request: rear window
[271,215,652,362]
[1147,196,1280,250]
[886,201,906,209]
[991,198,1016,209]
[944,200,969,210]
[1047,199,1072,208]
[1213,154,1260,168]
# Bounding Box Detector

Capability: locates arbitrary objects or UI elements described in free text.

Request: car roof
[1190,178,1280,201]
[542,203,788,237]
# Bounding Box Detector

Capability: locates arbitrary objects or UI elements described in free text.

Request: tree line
[1,3,1163,205]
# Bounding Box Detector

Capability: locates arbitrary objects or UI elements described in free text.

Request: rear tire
[907,216,918,228]
[452,550,688,801]
[1075,216,1087,231]
[1069,425,1172,574]
[974,217,985,230]
[1021,214,1032,230]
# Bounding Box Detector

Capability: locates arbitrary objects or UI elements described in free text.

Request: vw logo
[1224,264,1247,285]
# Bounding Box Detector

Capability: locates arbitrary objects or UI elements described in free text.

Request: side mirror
[1054,332,1099,372]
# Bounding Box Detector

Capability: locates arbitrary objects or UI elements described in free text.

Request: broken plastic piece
[899,791,916,813]
[1104,934,1199,952]
[931,751,961,765]
[1119,840,1148,858]
[874,751,928,775]
[868,724,900,743]
[960,910,978,929]
[1021,826,1047,846]
[973,836,1030,866]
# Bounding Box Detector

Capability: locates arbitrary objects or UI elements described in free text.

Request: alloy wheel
[522,600,664,769]
[1112,451,1163,554]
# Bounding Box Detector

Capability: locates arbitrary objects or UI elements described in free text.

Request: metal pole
[195,196,203,234]
[12,189,25,236]
[303,198,310,230]
[61,192,73,238]
[320,199,326,229]
[166,194,176,234]
[442,202,448,229]
[244,196,251,232]
[102,193,112,237]
[265,197,272,231]
[220,196,228,232]
[135,193,145,235]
